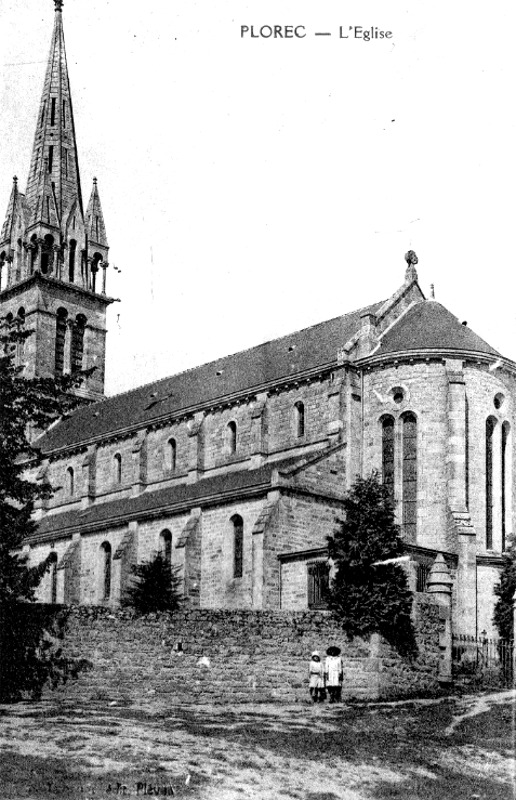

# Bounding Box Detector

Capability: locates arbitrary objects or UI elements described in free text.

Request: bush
[122,553,183,615]
[327,472,418,658]
[493,537,516,641]
[0,605,92,702]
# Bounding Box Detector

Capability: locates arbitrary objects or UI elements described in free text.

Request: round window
[392,387,404,405]
[494,393,505,410]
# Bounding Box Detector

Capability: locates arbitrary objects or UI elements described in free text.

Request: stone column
[445,359,467,509]
[112,521,139,606]
[81,445,97,508]
[427,553,453,684]
[59,534,82,605]
[455,520,477,636]
[250,392,268,467]
[131,431,148,496]
[187,413,204,482]
[252,490,280,609]
[64,319,73,374]
[345,369,362,488]
[327,376,344,446]
[175,508,202,606]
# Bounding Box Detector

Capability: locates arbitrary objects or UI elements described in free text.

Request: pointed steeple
[0,1,114,400]
[86,178,109,249]
[25,0,83,230]
[1,177,19,247]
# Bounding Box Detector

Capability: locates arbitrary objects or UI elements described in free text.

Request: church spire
[25,0,83,230]
[0,1,113,401]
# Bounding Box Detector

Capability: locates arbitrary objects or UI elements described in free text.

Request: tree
[122,552,183,615]
[493,537,516,641]
[327,472,417,658]
[0,320,86,604]
[0,319,90,700]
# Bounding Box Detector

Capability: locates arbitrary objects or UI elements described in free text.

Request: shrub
[122,553,183,615]
[327,472,418,658]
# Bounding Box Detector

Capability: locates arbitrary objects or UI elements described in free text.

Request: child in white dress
[308,651,325,703]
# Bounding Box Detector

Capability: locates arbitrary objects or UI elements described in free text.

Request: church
[1,2,513,639]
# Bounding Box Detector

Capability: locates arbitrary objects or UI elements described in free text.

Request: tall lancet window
[40,234,54,274]
[48,552,58,604]
[167,438,177,471]
[68,239,77,282]
[159,530,172,566]
[381,416,395,506]
[100,542,112,602]
[55,307,68,375]
[227,421,237,455]
[294,401,305,438]
[502,422,509,552]
[113,453,122,485]
[402,413,417,541]
[231,515,244,579]
[71,314,86,373]
[486,417,496,550]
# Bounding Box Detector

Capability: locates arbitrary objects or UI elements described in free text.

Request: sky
[1,0,515,396]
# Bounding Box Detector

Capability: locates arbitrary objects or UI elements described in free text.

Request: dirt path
[0,691,514,800]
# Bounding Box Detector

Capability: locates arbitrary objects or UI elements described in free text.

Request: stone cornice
[476,553,505,567]
[357,348,516,375]
[0,272,116,306]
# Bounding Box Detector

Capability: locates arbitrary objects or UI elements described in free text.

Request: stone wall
[46,600,446,705]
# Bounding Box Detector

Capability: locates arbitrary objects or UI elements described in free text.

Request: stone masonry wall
[47,600,445,705]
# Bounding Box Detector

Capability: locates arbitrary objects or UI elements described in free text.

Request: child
[308,651,325,703]
[324,645,343,703]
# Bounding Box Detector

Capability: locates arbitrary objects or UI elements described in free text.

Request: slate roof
[30,456,303,542]
[36,300,385,453]
[374,301,501,359]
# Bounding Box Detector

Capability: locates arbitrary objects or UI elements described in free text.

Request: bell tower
[0,0,114,400]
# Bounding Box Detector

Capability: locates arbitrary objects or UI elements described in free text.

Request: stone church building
[1,2,513,639]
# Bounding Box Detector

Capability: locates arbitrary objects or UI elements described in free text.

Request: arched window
[167,438,177,471]
[294,401,305,438]
[381,416,395,505]
[66,466,74,496]
[227,421,237,455]
[159,529,172,565]
[16,238,22,282]
[402,413,417,541]
[15,307,25,364]
[40,234,54,274]
[55,307,68,375]
[68,239,77,282]
[30,235,38,273]
[91,253,102,293]
[71,314,86,373]
[486,417,496,550]
[100,542,112,602]
[48,552,58,604]
[502,422,511,552]
[231,515,244,578]
[113,453,122,484]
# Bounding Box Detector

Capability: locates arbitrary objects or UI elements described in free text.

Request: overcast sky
[1,0,515,396]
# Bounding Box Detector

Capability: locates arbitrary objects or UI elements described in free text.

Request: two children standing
[308,646,343,703]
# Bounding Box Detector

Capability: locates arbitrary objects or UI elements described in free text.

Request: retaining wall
[42,597,445,704]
